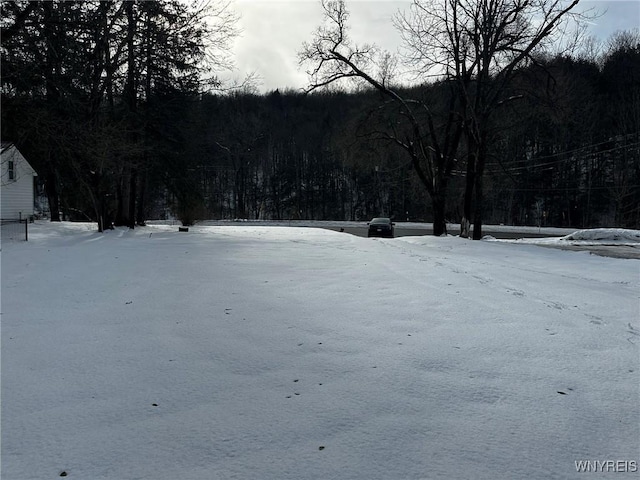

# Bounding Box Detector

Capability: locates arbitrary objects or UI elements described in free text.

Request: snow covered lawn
[2,222,639,479]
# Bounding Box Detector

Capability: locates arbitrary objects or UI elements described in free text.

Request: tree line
[2,1,638,233]
[1,0,237,231]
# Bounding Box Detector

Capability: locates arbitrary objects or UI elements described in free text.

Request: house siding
[1,145,37,220]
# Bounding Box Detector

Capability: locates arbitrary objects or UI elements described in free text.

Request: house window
[8,160,15,180]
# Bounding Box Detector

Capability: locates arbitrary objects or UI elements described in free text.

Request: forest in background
[1,1,638,231]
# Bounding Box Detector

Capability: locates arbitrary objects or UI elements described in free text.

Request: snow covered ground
[486,228,640,260]
[2,222,639,479]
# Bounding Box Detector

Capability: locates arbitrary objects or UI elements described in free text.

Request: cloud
[231,1,324,91]
[579,0,640,38]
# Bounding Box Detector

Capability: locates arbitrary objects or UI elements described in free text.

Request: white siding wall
[1,146,36,220]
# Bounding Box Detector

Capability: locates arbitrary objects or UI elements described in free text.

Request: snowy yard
[2,222,638,479]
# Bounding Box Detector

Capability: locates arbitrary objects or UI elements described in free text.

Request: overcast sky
[224,0,640,92]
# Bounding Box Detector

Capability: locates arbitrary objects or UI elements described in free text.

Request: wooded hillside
[2,1,638,230]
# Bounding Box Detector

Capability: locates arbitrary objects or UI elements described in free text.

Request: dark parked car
[367,217,395,238]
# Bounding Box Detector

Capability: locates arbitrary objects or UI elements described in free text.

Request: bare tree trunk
[471,142,487,240]
[124,0,137,229]
[42,2,62,222]
[432,193,447,236]
[472,174,484,240]
[128,168,137,229]
[461,151,475,238]
[136,166,147,225]
[46,170,61,222]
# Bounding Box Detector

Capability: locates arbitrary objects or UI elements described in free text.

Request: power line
[488,184,640,193]
[486,139,640,173]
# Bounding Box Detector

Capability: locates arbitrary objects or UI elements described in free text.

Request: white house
[1,142,38,220]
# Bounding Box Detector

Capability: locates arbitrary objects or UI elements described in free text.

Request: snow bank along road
[195,220,640,259]
[2,222,639,480]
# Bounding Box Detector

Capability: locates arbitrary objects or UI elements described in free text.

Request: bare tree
[301,0,586,238]
[299,0,463,236]
[396,0,585,238]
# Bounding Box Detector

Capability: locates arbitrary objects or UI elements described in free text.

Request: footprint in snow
[546,301,567,311]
